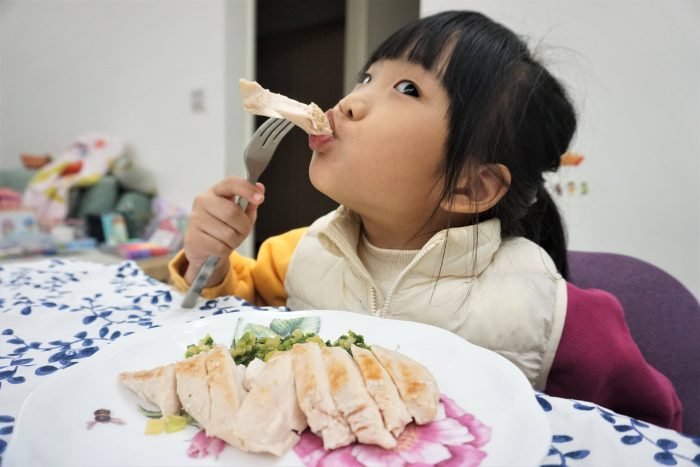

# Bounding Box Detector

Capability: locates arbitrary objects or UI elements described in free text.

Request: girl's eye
[395,80,419,97]
[358,73,371,84]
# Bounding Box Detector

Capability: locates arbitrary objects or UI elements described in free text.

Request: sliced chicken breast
[119,363,181,416]
[351,345,412,437]
[175,352,211,427]
[371,345,440,425]
[291,343,355,449]
[323,347,396,449]
[236,363,247,381]
[228,352,307,455]
[204,344,248,441]
[239,79,332,136]
[242,357,266,392]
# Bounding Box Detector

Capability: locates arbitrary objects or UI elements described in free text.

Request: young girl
[170,11,682,430]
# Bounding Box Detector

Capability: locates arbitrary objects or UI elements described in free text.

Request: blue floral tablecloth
[1,259,698,466]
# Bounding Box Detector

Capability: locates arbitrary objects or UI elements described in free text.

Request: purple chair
[568,251,700,435]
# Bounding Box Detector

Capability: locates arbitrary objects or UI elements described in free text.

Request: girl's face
[309,59,450,229]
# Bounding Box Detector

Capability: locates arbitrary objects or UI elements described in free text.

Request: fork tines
[260,118,295,146]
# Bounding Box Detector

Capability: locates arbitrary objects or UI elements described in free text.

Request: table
[1,259,698,466]
[0,248,173,282]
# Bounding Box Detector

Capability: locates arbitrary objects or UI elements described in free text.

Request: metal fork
[181,117,295,308]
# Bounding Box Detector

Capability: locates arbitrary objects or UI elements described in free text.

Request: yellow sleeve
[168,227,307,307]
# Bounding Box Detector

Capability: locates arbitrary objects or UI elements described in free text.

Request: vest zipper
[369,286,379,316]
[341,257,382,316]
[322,229,384,315]
[323,227,444,318]
[378,240,440,318]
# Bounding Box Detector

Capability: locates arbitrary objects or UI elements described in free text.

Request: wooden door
[254,0,345,252]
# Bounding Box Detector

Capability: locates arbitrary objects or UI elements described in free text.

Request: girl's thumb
[245,183,266,217]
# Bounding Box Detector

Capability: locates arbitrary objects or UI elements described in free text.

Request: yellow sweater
[168,228,307,307]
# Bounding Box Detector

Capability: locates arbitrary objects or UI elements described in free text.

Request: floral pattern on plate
[294,394,491,467]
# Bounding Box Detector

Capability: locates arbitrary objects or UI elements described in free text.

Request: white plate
[5,310,551,466]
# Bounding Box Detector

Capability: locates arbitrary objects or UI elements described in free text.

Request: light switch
[190,87,206,113]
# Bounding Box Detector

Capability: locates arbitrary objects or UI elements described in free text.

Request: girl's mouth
[309,109,336,151]
[308,134,334,151]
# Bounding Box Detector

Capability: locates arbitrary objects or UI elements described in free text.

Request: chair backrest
[567,251,700,435]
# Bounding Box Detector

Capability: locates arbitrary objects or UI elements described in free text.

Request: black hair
[363,11,576,278]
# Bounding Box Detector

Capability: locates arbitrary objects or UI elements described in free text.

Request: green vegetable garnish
[138,405,162,419]
[229,329,327,365]
[184,334,215,358]
[164,415,188,433]
[329,330,369,353]
[184,325,370,367]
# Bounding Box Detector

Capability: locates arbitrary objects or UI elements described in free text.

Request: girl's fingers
[185,178,265,267]
[204,195,252,233]
[211,177,265,206]
[193,226,234,257]
[197,209,248,250]
[245,183,266,217]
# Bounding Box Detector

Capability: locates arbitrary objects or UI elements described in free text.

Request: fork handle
[235,173,258,210]
[180,255,219,308]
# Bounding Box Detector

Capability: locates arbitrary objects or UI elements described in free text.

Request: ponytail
[520,186,568,279]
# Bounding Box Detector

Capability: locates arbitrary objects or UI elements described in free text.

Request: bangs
[361,11,514,80]
[362,14,464,78]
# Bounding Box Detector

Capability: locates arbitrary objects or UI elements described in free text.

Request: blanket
[22,133,125,229]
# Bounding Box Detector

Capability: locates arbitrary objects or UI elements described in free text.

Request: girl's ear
[440,164,511,214]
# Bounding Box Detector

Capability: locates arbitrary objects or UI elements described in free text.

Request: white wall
[0,0,253,222]
[421,0,700,297]
[344,0,419,94]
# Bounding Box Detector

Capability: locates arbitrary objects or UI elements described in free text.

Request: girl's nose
[337,91,367,121]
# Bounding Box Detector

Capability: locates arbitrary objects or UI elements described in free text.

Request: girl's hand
[183,178,265,287]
